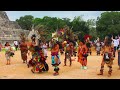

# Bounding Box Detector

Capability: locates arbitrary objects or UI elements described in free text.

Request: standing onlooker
[112,36,119,57]
[14,40,18,51]
[42,42,48,58]
[118,46,120,70]
[95,40,101,56]
[0,42,2,52]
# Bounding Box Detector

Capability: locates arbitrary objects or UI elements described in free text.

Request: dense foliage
[16,11,120,41]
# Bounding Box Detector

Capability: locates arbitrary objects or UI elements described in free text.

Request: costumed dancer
[30,46,40,73]
[30,34,38,59]
[19,33,28,63]
[29,34,49,73]
[98,36,114,77]
[85,35,92,55]
[62,40,67,52]
[78,41,88,70]
[51,42,61,76]
[64,41,74,66]
[31,46,48,73]
[28,34,38,67]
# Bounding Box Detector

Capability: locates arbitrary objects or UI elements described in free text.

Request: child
[5,42,14,65]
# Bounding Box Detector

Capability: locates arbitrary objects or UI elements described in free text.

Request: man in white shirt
[112,36,119,57]
[14,40,18,51]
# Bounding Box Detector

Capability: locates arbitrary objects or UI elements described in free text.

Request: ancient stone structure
[0,11,30,45]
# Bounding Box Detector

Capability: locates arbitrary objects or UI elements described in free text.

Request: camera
[10,52,15,57]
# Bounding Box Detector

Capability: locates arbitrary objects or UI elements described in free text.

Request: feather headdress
[84,34,92,41]
[20,32,26,42]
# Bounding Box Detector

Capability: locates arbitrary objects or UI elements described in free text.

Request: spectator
[14,40,18,51]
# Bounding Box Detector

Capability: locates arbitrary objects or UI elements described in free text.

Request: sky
[5,11,105,21]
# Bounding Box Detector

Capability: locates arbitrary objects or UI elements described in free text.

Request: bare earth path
[0,50,120,79]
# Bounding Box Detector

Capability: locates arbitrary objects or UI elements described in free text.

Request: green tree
[62,18,72,27]
[33,18,43,27]
[16,15,34,30]
[96,11,120,39]
[87,19,97,40]
[72,16,89,36]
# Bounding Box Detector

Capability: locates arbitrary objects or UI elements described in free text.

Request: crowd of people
[1,34,120,77]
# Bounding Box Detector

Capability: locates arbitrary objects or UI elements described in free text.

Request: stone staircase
[0,11,30,45]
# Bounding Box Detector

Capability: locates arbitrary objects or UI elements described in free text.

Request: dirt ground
[0,49,120,79]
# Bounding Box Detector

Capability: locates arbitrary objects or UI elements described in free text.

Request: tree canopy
[16,11,120,41]
[96,11,120,39]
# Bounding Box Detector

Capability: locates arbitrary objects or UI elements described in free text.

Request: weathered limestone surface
[0,11,30,45]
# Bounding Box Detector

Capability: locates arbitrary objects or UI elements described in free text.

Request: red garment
[20,42,28,61]
[78,44,88,66]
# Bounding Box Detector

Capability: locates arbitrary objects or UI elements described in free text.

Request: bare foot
[118,68,120,70]
[118,66,120,70]
[27,64,29,68]
[53,72,59,76]
[31,69,34,73]
[97,73,103,75]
